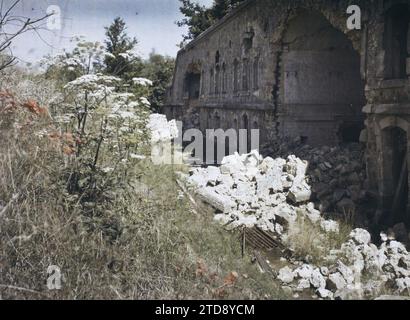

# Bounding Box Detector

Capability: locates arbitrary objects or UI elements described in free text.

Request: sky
[10,0,213,65]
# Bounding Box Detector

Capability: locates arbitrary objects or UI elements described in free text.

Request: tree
[0,0,51,71]
[104,17,142,80]
[141,51,175,112]
[43,36,106,85]
[177,0,246,44]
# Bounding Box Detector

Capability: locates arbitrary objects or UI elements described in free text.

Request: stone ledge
[363,103,410,114]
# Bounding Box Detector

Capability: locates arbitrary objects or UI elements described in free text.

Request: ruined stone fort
[163,0,410,223]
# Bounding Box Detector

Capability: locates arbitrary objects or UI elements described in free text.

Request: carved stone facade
[164,0,410,225]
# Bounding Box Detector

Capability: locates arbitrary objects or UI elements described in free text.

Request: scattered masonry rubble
[184,148,410,299]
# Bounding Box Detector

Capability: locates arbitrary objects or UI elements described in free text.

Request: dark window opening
[253,57,259,90]
[338,122,364,143]
[209,68,214,95]
[243,28,254,53]
[242,59,249,91]
[381,127,409,227]
[184,72,201,100]
[222,63,227,93]
[233,59,239,93]
[215,65,220,94]
[384,4,410,79]
[215,51,220,64]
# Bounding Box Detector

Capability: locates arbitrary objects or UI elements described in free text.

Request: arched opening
[209,68,214,95]
[184,72,201,100]
[384,4,410,80]
[381,126,409,226]
[282,10,366,146]
[233,59,239,93]
[222,63,227,93]
[183,63,201,101]
[215,50,220,64]
[253,56,259,90]
[242,58,250,91]
[215,65,220,95]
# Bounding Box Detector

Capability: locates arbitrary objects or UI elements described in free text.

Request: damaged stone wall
[362,0,410,226]
[164,0,410,227]
[165,0,370,147]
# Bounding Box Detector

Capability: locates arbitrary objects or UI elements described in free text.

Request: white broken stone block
[310,268,326,289]
[220,152,245,174]
[286,156,311,203]
[297,279,311,290]
[273,203,298,223]
[204,166,221,186]
[196,187,236,213]
[230,212,258,228]
[304,203,321,223]
[395,277,410,293]
[277,266,295,284]
[337,261,355,285]
[295,264,314,279]
[328,272,347,291]
[255,168,284,195]
[317,288,334,299]
[147,114,179,143]
[288,182,311,204]
[241,150,262,168]
[350,228,371,245]
[214,214,232,225]
[320,267,330,277]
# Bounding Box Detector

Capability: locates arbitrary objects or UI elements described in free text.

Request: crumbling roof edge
[179,0,257,54]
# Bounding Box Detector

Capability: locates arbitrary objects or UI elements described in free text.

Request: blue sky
[11,0,213,65]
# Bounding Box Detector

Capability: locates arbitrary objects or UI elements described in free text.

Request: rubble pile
[187,150,338,234]
[276,140,368,219]
[278,228,410,299]
[185,149,410,299]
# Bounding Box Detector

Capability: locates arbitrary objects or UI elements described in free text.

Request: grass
[0,83,285,299]
[285,215,353,266]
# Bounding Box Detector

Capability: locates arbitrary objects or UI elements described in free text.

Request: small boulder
[310,268,326,289]
[327,272,347,291]
[316,288,334,299]
[350,228,371,245]
[295,264,314,279]
[277,266,295,284]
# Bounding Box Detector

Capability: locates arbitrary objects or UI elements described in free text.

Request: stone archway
[281,10,366,146]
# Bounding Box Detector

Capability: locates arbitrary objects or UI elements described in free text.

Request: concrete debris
[277,266,295,284]
[147,114,178,143]
[196,187,236,213]
[183,149,410,300]
[274,141,368,219]
[327,272,347,291]
[350,228,371,245]
[317,288,334,299]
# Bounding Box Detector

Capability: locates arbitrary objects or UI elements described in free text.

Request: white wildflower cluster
[132,77,153,87]
[64,74,122,107]
[118,49,137,60]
